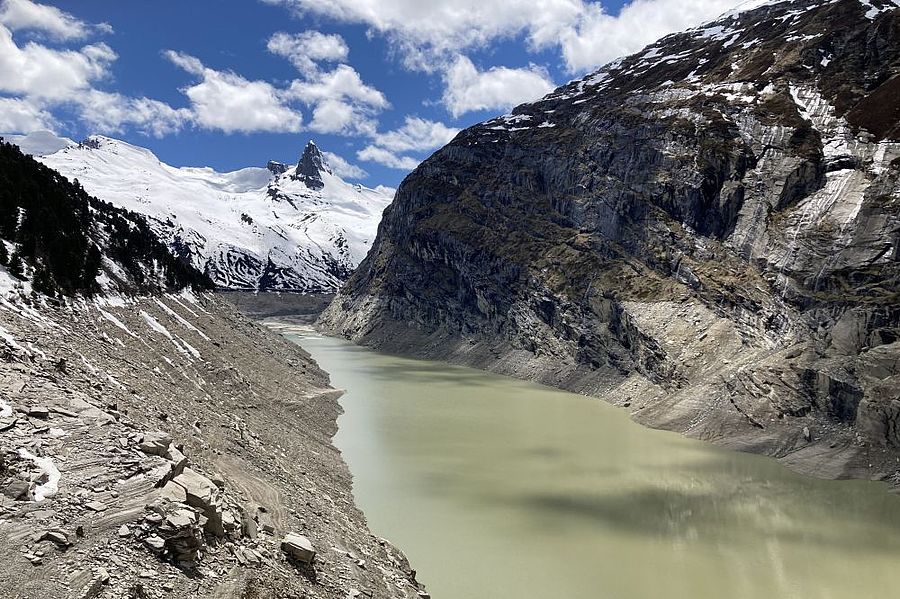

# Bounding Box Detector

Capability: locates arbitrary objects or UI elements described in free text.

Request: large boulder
[138,431,173,457]
[172,468,225,537]
[281,533,315,563]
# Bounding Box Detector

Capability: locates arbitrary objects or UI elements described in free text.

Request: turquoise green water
[288,332,900,599]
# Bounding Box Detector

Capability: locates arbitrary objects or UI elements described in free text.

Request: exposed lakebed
[285,330,900,599]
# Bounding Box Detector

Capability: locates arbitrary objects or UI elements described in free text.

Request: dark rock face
[294,142,329,190]
[321,0,900,471]
[267,160,289,175]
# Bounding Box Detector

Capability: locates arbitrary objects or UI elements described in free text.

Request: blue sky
[0,0,743,187]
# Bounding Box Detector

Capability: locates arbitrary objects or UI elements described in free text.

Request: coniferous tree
[82,244,102,294]
[8,250,24,279]
[32,265,56,296]
[0,242,8,266]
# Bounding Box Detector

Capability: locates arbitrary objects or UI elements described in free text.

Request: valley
[321,0,900,479]
[0,0,898,597]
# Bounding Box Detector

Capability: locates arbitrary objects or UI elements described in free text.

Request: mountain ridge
[32,134,392,292]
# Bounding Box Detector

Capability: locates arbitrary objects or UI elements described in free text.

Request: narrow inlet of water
[287,331,900,599]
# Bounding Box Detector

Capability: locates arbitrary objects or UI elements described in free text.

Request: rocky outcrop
[294,141,328,190]
[321,0,900,480]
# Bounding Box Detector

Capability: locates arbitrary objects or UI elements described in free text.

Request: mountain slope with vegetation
[0,139,212,296]
[321,0,900,481]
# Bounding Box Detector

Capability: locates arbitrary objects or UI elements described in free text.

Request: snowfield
[35,134,393,292]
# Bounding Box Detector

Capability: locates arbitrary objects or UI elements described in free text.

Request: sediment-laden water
[288,332,900,599]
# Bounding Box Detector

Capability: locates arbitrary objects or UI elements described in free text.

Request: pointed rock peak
[294,140,331,189]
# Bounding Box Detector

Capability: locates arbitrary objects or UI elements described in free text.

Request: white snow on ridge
[39,136,392,292]
[718,0,798,20]
[859,0,900,18]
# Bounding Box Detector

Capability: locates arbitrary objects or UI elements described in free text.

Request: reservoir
[286,330,900,599]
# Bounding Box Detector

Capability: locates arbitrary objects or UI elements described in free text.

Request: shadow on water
[505,485,900,553]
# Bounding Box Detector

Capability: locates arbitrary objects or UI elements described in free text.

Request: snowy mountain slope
[38,137,393,292]
[2,130,75,157]
[0,139,211,297]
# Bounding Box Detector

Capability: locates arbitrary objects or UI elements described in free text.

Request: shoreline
[314,302,900,493]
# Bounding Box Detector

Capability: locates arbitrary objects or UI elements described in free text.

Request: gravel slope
[0,286,424,599]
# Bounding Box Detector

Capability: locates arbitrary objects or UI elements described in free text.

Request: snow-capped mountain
[36,135,393,292]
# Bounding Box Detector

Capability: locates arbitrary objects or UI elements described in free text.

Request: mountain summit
[321,0,900,473]
[38,137,392,292]
[294,141,330,190]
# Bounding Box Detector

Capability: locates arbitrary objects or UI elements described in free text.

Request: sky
[0,0,747,187]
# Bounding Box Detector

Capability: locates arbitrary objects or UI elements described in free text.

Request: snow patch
[78,353,99,375]
[0,323,25,353]
[2,130,75,156]
[154,299,210,340]
[141,310,200,359]
[17,448,61,502]
[98,307,137,337]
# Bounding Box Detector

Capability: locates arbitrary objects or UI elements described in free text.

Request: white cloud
[0,25,116,100]
[285,64,388,109]
[263,0,583,71]
[322,150,368,179]
[0,0,107,41]
[0,19,189,138]
[0,96,54,132]
[372,116,458,152]
[357,145,420,170]
[267,30,349,75]
[308,98,375,135]
[165,50,302,134]
[559,0,738,72]
[285,63,388,136]
[373,184,397,197]
[442,55,554,117]
[165,43,388,137]
[266,0,744,74]
[75,90,192,137]
[356,116,457,171]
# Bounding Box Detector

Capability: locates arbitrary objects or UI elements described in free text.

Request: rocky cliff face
[321,0,900,480]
